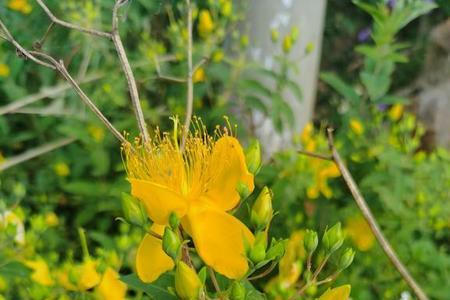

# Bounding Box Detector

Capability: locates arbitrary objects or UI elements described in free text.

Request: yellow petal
[182,205,254,279]
[78,259,101,290]
[206,136,254,211]
[319,285,351,300]
[97,267,127,300]
[136,224,174,283]
[25,259,54,286]
[130,179,188,224]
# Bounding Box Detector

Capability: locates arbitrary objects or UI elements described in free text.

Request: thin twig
[325,128,429,300]
[156,75,186,83]
[0,138,76,172]
[0,19,55,69]
[208,267,222,296]
[112,0,149,143]
[33,22,54,50]
[35,0,112,38]
[248,261,277,281]
[193,56,208,73]
[0,74,102,116]
[181,0,194,151]
[29,51,128,144]
[297,149,332,161]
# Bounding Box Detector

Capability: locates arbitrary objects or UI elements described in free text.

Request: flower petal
[318,285,351,300]
[136,224,174,283]
[206,136,254,211]
[182,205,254,279]
[130,179,188,224]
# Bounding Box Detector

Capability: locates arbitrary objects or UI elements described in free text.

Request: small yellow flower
[193,67,206,83]
[0,210,25,245]
[212,50,224,63]
[219,0,232,17]
[96,268,127,300]
[278,230,306,288]
[388,104,404,121]
[124,120,255,281]
[7,0,32,14]
[282,36,293,54]
[54,162,70,177]
[318,285,351,300]
[45,212,59,227]
[88,125,105,143]
[198,10,214,38]
[345,215,375,251]
[25,259,54,286]
[0,64,10,77]
[78,259,101,290]
[349,118,364,135]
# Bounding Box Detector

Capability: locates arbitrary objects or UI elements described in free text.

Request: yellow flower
[307,163,340,200]
[45,212,59,227]
[388,104,404,121]
[54,162,70,177]
[78,259,101,290]
[198,10,214,38]
[349,118,364,135]
[0,210,25,245]
[318,285,351,300]
[97,268,127,300]
[345,216,375,251]
[124,122,255,281]
[219,0,232,17]
[282,36,293,54]
[193,67,206,83]
[7,0,32,14]
[0,64,10,77]
[278,231,306,288]
[212,50,224,63]
[25,259,54,286]
[88,125,105,143]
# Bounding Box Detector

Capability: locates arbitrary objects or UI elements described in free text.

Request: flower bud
[338,248,355,270]
[291,26,299,43]
[245,140,262,175]
[270,29,279,43]
[266,239,287,260]
[251,187,273,230]
[249,231,267,264]
[175,261,202,300]
[121,193,146,226]
[169,212,180,230]
[162,227,181,261]
[322,223,344,254]
[236,181,250,199]
[304,230,318,254]
[282,36,293,54]
[229,281,246,300]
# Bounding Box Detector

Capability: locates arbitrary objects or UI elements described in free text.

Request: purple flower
[377,103,388,112]
[357,27,372,43]
[387,0,397,9]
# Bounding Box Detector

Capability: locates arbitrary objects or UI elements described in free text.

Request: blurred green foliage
[1,0,449,299]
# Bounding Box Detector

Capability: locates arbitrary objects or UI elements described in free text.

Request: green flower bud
[322,223,344,254]
[266,239,287,260]
[121,193,147,226]
[162,227,181,261]
[282,36,293,54]
[245,139,262,175]
[169,212,180,230]
[251,187,273,230]
[230,281,246,300]
[338,248,355,270]
[175,261,202,300]
[270,29,279,43]
[291,26,299,42]
[249,232,267,264]
[236,181,250,199]
[304,230,318,254]
[305,283,317,296]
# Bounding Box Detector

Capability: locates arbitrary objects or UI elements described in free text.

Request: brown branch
[0,19,55,69]
[325,128,429,300]
[181,0,194,151]
[112,0,149,143]
[0,138,76,172]
[35,0,112,38]
[297,149,332,161]
[208,267,223,296]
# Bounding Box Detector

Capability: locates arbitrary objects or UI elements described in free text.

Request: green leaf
[120,273,178,300]
[320,72,360,104]
[377,95,410,104]
[245,95,268,114]
[239,79,272,99]
[242,280,266,300]
[360,71,390,101]
[0,261,32,279]
[286,79,303,101]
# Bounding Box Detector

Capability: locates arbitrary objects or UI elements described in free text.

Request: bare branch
[156,75,186,83]
[297,149,332,161]
[0,19,55,69]
[325,128,429,300]
[0,138,76,172]
[193,56,209,73]
[181,0,194,151]
[0,73,102,116]
[35,0,112,39]
[112,0,149,143]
